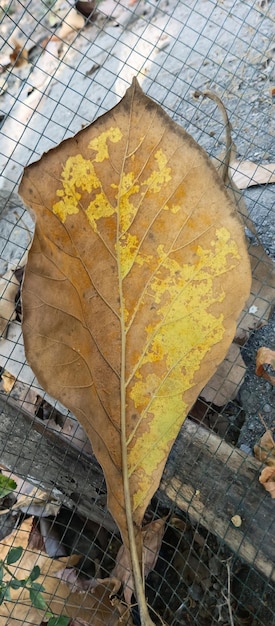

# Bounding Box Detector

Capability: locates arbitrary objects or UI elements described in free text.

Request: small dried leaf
[256,347,275,385]
[0,369,16,393]
[0,269,19,337]
[57,8,85,40]
[9,37,28,67]
[254,430,275,467]
[259,466,275,498]
[0,471,61,517]
[230,160,275,189]
[112,518,166,604]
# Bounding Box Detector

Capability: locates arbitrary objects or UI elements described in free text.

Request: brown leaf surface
[9,37,29,67]
[0,469,61,517]
[230,160,275,189]
[57,8,85,39]
[19,79,251,614]
[112,517,166,604]
[256,347,275,385]
[259,466,275,498]
[254,430,275,466]
[0,369,16,393]
[0,269,19,337]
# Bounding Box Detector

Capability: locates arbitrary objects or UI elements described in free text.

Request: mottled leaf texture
[20,79,251,623]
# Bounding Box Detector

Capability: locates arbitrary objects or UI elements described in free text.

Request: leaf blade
[6,546,23,566]
[19,77,251,568]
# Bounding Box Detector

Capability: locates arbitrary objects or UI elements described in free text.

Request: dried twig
[222,558,235,626]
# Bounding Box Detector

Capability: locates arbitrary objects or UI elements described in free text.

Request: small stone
[240,389,250,403]
[263,404,271,413]
[231,515,242,527]
[240,444,252,455]
[248,305,258,314]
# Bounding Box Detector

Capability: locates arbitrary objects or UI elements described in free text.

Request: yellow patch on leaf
[88,126,123,162]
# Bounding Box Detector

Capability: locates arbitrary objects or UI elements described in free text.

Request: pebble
[240,444,253,455]
[263,403,271,413]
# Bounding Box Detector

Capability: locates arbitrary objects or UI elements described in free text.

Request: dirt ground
[0,1,274,625]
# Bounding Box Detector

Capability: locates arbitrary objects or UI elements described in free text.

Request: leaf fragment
[259,466,275,498]
[9,37,28,67]
[230,160,275,189]
[254,430,275,466]
[0,470,61,517]
[0,369,16,393]
[112,517,166,604]
[57,8,85,40]
[256,347,275,385]
[0,269,19,337]
[0,517,128,625]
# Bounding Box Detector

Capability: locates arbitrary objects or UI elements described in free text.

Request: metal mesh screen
[0,1,274,624]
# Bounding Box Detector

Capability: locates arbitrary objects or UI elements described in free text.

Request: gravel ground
[239,306,275,450]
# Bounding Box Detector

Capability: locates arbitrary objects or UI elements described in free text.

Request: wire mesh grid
[0,0,274,624]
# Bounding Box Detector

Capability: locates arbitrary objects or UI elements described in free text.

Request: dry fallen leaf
[0,517,129,625]
[256,347,275,385]
[230,160,275,189]
[19,78,251,624]
[112,517,166,604]
[0,369,16,393]
[57,7,85,39]
[0,269,19,337]
[259,466,275,498]
[254,430,275,466]
[173,548,211,591]
[0,469,61,517]
[9,37,28,67]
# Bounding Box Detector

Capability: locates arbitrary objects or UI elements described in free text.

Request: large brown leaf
[19,79,251,622]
